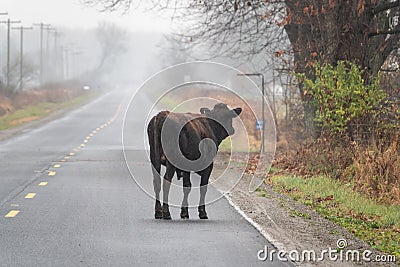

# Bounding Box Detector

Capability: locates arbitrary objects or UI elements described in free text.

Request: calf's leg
[180,171,191,219]
[198,165,212,219]
[152,165,163,219]
[162,161,175,220]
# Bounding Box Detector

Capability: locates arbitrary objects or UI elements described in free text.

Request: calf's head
[200,103,242,138]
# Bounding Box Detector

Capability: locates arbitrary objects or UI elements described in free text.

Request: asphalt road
[0,88,292,266]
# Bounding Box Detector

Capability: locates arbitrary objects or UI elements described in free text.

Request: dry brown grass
[0,95,14,116]
[345,140,400,205]
[274,129,400,205]
[9,116,40,126]
[0,88,85,116]
[11,88,83,109]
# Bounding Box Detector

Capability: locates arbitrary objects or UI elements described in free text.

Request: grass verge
[0,92,95,130]
[268,174,400,257]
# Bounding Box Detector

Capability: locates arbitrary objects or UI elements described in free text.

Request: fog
[0,1,175,92]
[0,1,282,95]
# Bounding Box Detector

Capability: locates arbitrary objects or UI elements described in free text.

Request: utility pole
[63,47,70,80]
[237,73,265,154]
[0,12,7,88]
[71,50,83,79]
[45,27,55,82]
[53,31,61,80]
[63,43,76,80]
[59,46,64,80]
[0,18,21,89]
[33,23,50,86]
[12,26,33,91]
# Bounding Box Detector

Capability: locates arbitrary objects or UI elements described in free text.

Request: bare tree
[84,0,400,133]
[84,0,400,78]
[2,55,37,93]
[83,0,134,12]
[95,21,129,72]
[158,34,193,67]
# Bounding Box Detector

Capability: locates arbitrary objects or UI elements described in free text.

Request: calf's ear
[232,107,242,117]
[200,107,210,114]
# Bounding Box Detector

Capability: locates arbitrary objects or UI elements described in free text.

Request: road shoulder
[212,153,396,267]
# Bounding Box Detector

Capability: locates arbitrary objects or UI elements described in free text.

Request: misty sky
[0,0,175,88]
[1,0,171,32]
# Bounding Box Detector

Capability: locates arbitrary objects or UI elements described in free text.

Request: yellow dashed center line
[109,104,122,123]
[5,210,20,218]
[25,193,36,199]
[3,104,123,220]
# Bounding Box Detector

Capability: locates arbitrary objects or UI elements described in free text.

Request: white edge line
[222,191,287,253]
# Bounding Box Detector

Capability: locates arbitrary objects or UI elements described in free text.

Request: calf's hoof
[198,206,208,219]
[180,207,189,219]
[154,211,163,219]
[163,211,172,220]
[199,212,208,219]
[162,204,171,220]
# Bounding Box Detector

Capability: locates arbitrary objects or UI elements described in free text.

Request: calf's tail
[148,115,162,173]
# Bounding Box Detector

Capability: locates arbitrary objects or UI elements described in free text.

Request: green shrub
[297,61,386,136]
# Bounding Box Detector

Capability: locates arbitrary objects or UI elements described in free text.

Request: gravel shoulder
[212,152,397,267]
